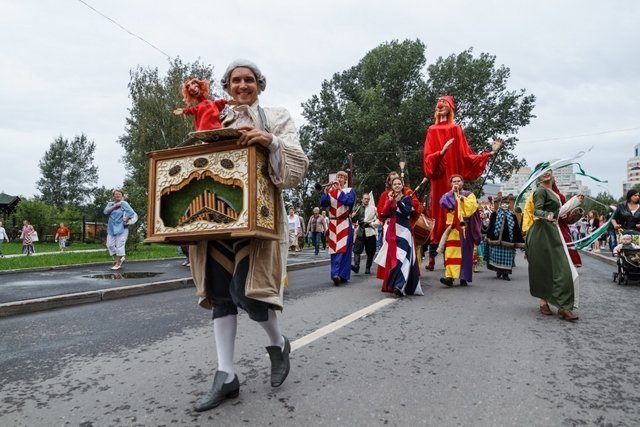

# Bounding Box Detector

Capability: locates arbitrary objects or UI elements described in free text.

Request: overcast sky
[1,0,638,200]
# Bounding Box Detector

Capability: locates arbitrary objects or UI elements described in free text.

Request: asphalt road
[0,249,331,319]
[1,252,639,426]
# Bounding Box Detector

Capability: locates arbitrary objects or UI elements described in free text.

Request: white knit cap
[220,59,267,94]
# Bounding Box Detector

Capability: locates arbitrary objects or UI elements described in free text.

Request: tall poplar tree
[37,133,99,209]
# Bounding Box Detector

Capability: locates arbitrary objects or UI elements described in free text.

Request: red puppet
[174,79,229,131]
[422,96,502,270]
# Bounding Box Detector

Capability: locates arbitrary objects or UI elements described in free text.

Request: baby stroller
[613,247,640,286]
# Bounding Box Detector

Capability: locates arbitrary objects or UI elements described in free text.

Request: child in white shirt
[613,234,640,256]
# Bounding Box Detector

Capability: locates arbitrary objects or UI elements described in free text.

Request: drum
[413,214,435,247]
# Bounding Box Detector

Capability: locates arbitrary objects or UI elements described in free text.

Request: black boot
[502,273,511,281]
[194,371,240,412]
[439,277,453,287]
[266,336,290,387]
[332,276,341,286]
[351,254,361,273]
[365,258,373,274]
[460,279,468,286]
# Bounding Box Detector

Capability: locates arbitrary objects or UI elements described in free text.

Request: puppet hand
[441,138,455,154]
[547,212,555,222]
[173,109,183,115]
[491,138,503,154]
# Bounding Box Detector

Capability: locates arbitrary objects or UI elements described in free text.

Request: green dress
[525,187,577,310]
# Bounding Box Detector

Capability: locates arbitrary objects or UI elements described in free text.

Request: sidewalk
[0,247,331,318]
[580,247,617,266]
[2,248,105,259]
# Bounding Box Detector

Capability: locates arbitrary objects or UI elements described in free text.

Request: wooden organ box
[145,134,279,244]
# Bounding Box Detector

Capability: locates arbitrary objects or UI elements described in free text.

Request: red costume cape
[423,122,491,245]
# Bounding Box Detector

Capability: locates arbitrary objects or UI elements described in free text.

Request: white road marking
[290,298,397,352]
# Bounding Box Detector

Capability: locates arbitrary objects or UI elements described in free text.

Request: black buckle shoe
[439,277,453,287]
[460,279,468,286]
[194,371,240,412]
[332,276,341,286]
[266,336,290,387]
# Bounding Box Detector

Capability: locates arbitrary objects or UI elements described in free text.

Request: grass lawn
[0,242,182,271]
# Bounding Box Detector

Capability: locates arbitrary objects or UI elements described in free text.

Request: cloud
[1,0,638,200]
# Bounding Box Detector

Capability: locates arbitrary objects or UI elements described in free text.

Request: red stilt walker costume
[422,96,501,270]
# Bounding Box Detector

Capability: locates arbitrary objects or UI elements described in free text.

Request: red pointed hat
[437,95,455,111]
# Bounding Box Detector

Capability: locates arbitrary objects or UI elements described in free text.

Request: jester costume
[439,189,481,283]
[320,186,356,283]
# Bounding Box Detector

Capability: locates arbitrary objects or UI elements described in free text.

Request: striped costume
[439,190,479,282]
[320,187,356,281]
[377,194,422,295]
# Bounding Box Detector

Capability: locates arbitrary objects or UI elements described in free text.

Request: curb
[579,248,617,266]
[0,256,185,276]
[0,258,331,318]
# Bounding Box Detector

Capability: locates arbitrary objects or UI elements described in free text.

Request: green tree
[300,40,536,200]
[301,39,430,198]
[426,48,536,193]
[118,57,220,213]
[82,186,114,222]
[14,198,59,239]
[57,205,83,238]
[582,191,618,217]
[37,133,99,208]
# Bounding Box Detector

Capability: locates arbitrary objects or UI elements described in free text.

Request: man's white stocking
[257,309,285,349]
[213,314,237,383]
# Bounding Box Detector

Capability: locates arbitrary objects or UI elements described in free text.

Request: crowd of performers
[175,75,593,411]
[318,95,585,323]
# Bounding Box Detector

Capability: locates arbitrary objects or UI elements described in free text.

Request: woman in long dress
[374,171,400,281]
[378,177,422,296]
[485,196,524,280]
[20,220,35,255]
[526,169,579,321]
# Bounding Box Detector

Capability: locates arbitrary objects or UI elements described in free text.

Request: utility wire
[77,0,172,60]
